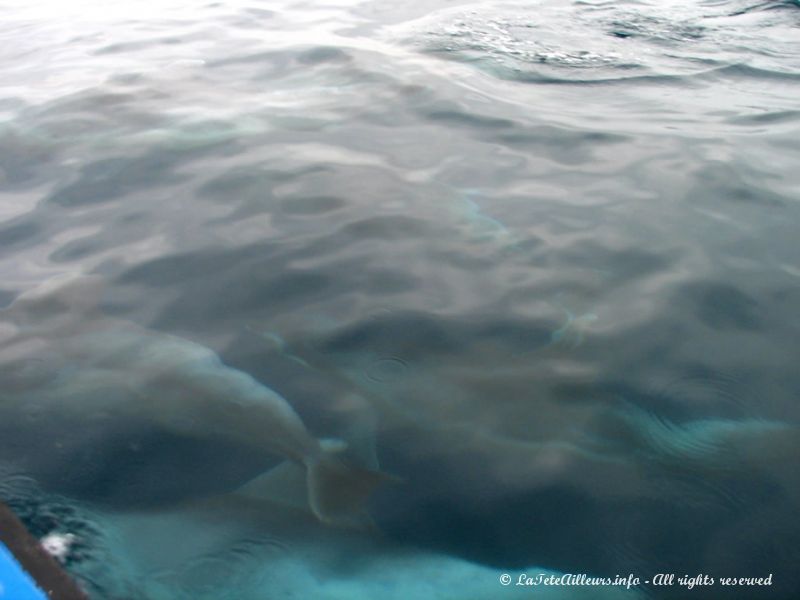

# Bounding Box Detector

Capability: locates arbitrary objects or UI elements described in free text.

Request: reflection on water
[1,0,800,598]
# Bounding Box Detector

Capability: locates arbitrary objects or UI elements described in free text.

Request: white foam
[40,533,76,563]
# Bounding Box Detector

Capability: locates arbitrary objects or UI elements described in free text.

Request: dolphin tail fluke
[305,450,397,529]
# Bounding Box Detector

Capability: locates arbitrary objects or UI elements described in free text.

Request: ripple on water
[168,538,286,599]
[605,11,707,43]
[366,356,409,383]
[391,0,799,84]
[390,3,650,83]
[653,368,749,416]
[0,466,39,502]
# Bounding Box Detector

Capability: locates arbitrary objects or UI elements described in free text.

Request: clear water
[1,0,799,598]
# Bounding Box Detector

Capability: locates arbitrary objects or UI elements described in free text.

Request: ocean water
[1,0,799,598]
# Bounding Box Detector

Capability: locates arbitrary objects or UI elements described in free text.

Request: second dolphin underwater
[242,310,800,596]
[0,276,390,527]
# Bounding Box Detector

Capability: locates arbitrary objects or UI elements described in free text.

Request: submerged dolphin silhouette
[0,276,391,527]
[251,311,800,517]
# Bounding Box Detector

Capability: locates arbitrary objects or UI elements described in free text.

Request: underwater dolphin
[250,311,800,518]
[0,276,390,527]
[242,314,800,596]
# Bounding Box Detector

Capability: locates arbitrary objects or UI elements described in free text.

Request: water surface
[1,0,799,598]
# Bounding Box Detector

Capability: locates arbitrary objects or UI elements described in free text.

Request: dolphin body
[247,311,800,589]
[256,311,800,498]
[0,276,388,527]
